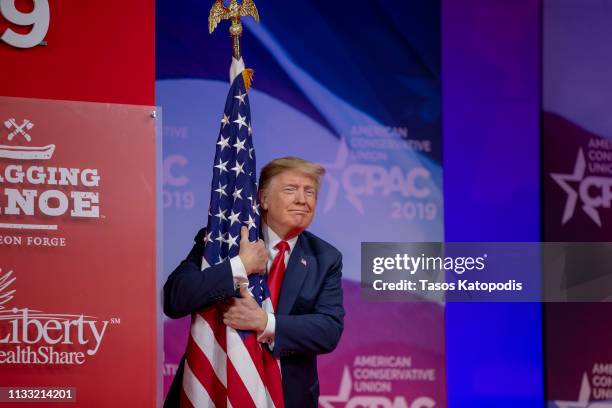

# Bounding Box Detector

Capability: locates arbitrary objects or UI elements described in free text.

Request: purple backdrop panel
[543,1,612,406]
[318,281,446,408]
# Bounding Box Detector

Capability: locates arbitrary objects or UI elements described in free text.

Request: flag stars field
[215,158,229,173]
[231,160,245,177]
[214,182,228,197]
[228,210,241,226]
[221,113,230,128]
[234,113,247,130]
[225,232,238,249]
[234,91,247,105]
[214,208,227,221]
[245,214,256,230]
[215,231,225,243]
[233,137,247,153]
[217,134,230,151]
[233,186,243,200]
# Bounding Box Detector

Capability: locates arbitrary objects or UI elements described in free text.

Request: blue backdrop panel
[442,1,544,407]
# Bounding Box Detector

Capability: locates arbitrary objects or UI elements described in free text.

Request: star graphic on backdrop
[220,113,230,128]
[233,137,247,154]
[252,202,260,216]
[214,158,228,173]
[217,135,230,151]
[248,123,253,136]
[553,373,592,408]
[248,147,254,160]
[550,148,603,226]
[233,113,247,130]
[319,137,355,214]
[231,160,245,177]
[318,366,352,408]
[234,91,247,105]
[214,182,228,197]
[228,210,241,226]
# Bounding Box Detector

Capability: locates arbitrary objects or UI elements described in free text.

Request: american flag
[180,66,284,408]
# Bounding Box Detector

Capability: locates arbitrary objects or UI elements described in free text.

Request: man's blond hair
[259,157,325,192]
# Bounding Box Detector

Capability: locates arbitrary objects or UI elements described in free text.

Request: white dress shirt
[229,223,298,346]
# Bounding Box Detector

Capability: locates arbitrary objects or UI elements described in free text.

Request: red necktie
[268,240,289,310]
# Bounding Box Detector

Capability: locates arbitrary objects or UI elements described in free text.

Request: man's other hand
[238,226,267,275]
[222,285,268,332]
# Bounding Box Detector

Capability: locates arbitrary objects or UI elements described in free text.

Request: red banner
[0,96,159,406]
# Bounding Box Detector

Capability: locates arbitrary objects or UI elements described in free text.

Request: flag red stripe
[201,309,227,352]
[186,335,228,408]
[242,335,266,381]
[263,350,284,408]
[227,356,257,408]
[180,385,195,408]
[242,334,285,408]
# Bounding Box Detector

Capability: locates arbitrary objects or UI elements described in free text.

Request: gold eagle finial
[209,0,260,59]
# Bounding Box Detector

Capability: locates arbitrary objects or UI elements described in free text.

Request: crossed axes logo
[4,118,34,142]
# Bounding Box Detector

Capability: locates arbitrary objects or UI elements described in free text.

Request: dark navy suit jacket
[163,228,344,408]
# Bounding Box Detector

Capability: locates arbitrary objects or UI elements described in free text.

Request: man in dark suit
[164,157,345,408]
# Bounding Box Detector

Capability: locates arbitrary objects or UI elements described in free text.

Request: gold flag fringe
[242,68,254,91]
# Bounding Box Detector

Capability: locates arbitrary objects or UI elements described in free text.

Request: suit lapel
[278,234,311,314]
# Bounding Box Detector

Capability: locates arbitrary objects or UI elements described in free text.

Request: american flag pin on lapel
[300,258,307,267]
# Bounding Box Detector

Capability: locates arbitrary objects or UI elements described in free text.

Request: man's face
[259,169,317,239]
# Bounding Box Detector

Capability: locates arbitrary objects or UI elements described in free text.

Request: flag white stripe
[260,297,283,374]
[183,360,215,408]
[226,328,270,408]
[261,298,273,314]
[260,298,283,374]
[265,388,277,407]
[192,314,228,387]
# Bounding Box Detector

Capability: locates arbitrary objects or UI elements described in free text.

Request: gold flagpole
[208,0,260,60]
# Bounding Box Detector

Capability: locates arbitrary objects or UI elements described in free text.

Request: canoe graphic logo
[1,118,55,160]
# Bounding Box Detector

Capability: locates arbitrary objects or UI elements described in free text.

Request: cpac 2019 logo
[319,366,436,408]
[551,148,612,227]
[320,139,432,215]
[0,269,117,365]
[553,371,612,408]
[0,117,101,231]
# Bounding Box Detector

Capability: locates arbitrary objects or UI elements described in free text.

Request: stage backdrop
[157,1,446,406]
[543,1,612,407]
